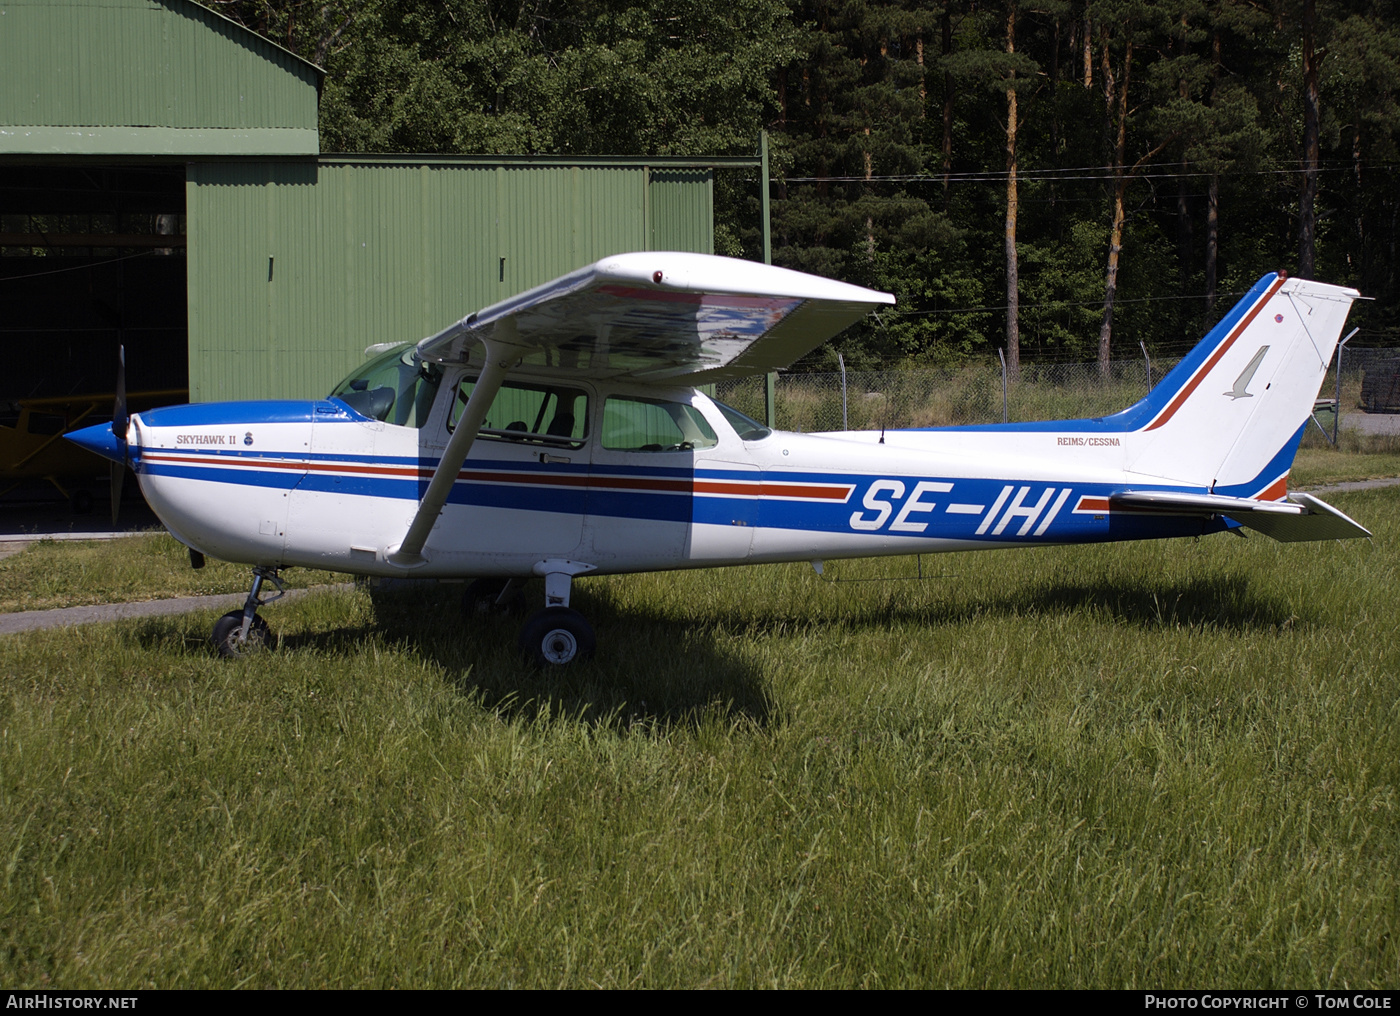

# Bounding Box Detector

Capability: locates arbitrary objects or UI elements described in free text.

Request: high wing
[390,253,894,564]
[415,252,895,383]
[1110,489,1371,542]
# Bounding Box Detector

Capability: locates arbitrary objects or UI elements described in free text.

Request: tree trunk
[917,33,925,112]
[1100,182,1128,374]
[1083,9,1093,88]
[941,7,954,209]
[1300,0,1320,278]
[864,129,875,260]
[1098,30,1132,376]
[1206,29,1221,316]
[1206,172,1219,314]
[777,69,789,201]
[1176,16,1191,293]
[1354,122,1364,276]
[1049,15,1060,214]
[1005,3,1020,380]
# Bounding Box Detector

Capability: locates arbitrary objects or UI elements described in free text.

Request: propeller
[110,345,128,529]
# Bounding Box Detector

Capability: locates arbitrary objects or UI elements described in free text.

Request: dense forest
[209,0,1400,369]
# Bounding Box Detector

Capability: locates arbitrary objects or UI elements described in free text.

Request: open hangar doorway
[1,163,189,513]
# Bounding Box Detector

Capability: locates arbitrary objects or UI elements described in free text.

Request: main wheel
[462,578,524,618]
[464,582,520,621]
[518,607,595,667]
[212,610,272,659]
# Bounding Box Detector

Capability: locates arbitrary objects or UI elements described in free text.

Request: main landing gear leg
[518,561,597,667]
[462,577,527,617]
[212,566,286,658]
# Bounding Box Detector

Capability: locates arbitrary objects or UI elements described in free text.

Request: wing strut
[388,326,522,567]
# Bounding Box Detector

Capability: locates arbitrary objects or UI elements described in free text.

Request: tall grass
[1,489,1396,987]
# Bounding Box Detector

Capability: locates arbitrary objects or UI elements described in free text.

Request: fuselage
[116,371,1231,580]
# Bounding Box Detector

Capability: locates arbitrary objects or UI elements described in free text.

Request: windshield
[329,344,442,427]
[712,399,771,441]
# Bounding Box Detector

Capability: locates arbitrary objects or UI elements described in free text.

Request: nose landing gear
[212,566,285,658]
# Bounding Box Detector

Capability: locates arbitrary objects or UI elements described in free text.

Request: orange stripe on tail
[1254,475,1289,501]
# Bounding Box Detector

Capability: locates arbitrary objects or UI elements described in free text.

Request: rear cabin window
[450,378,589,448]
[601,397,718,451]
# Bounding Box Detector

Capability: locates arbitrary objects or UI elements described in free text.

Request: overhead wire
[781,159,1376,186]
[0,249,162,282]
[892,289,1249,317]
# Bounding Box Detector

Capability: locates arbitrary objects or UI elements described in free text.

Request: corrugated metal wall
[186,160,714,401]
[0,0,319,155]
[650,170,714,254]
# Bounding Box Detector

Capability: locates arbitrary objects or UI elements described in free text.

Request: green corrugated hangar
[0,0,717,405]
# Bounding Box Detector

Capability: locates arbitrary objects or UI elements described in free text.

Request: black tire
[212,610,272,659]
[518,607,595,667]
[463,578,524,617]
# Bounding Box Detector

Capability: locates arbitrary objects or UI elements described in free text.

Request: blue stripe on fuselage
[139,452,1226,545]
[138,399,371,427]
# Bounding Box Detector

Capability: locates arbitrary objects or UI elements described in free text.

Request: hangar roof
[0,0,322,156]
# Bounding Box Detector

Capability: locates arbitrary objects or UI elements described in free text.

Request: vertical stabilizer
[1124,275,1359,496]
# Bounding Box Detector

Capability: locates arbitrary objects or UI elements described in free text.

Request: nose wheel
[212,566,285,658]
[212,610,272,657]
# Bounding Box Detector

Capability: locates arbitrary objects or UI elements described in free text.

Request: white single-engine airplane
[68,253,1369,664]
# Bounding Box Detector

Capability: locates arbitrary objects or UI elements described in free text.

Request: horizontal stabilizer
[1110,489,1370,542]
[1243,491,1372,543]
[1111,490,1304,516]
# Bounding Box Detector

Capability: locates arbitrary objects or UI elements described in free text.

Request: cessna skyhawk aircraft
[67,253,1368,665]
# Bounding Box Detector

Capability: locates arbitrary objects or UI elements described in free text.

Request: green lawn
[1,489,1395,987]
[1292,429,1400,488]
[0,533,340,614]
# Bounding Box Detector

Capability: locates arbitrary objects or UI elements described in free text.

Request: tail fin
[1123,274,1359,496]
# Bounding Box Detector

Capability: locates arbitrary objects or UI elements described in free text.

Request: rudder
[1124,275,1359,496]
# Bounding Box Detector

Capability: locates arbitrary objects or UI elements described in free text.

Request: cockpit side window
[330,344,442,428]
[449,377,589,449]
[601,396,718,452]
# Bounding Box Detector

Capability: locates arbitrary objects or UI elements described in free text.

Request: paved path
[0,584,354,636]
[1341,413,1400,436]
[1299,476,1400,494]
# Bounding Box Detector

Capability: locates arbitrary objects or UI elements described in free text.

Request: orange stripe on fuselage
[142,451,853,500]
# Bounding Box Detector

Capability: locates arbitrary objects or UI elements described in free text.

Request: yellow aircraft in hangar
[2,388,187,511]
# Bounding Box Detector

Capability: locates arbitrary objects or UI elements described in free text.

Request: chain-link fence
[714,347,1400,434]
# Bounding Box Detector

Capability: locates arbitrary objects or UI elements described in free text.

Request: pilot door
[283,406,394,569]
[437,374,590,559]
